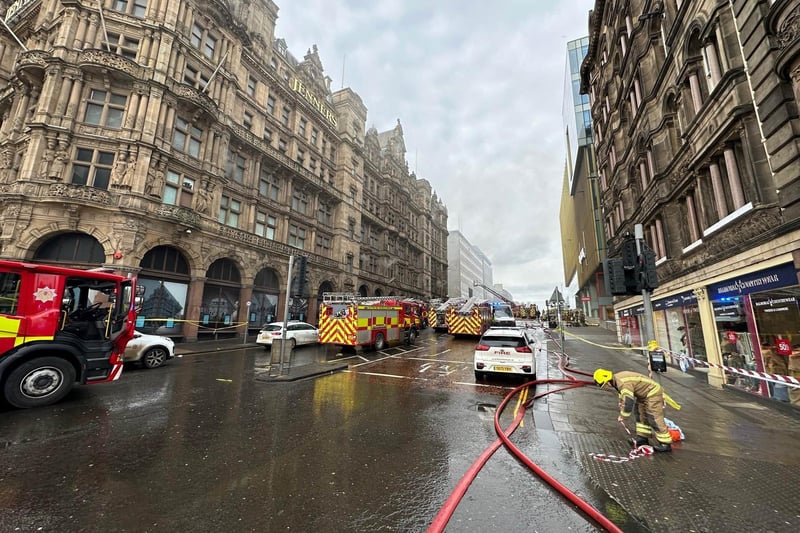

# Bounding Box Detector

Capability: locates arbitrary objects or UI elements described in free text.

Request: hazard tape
[662,348,800,388]
[590,445,654,463]
[555,328,800,389]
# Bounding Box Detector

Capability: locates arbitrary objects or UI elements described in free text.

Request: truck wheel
[374,332,386,351]
[407,328,418,345]
[4,357,76,409]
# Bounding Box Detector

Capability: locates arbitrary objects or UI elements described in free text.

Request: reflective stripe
[620,390,635,417]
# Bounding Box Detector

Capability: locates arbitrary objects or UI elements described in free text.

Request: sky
[274,0,595,306]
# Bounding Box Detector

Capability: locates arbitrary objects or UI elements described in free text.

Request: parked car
[123,331,175,368]
[256,321,319,349]
[473,327,536,381]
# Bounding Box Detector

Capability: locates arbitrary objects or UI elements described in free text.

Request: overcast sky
[274,0,594,306]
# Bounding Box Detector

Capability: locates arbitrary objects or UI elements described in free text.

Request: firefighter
[593,368,680,452]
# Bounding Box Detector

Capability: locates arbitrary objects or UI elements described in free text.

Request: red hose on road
[428,330,625,533]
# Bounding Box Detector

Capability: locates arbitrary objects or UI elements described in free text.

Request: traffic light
[605,258,628,296]
[291,255,308,297]
[621,237,638,269]
[641,246,659,290]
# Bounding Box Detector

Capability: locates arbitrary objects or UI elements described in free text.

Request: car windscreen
[480,336,526,348]
[494,307,513,318]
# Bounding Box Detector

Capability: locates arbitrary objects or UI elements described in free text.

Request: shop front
[651,291,706,371]
[708,262,800,405]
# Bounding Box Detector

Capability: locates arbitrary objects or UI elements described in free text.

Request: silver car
[123,331,175,368]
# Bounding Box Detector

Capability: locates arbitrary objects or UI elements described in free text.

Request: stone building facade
[0,0,448,340]
[581,0,800,404]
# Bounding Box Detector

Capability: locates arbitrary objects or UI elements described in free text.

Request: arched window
[33,232,104,265]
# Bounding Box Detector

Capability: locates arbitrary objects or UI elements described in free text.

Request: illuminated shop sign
[709,263,797,299]
[291,78,337,127]
[4,0,35,22]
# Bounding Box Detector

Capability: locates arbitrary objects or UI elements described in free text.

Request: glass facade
[562,36,591,191]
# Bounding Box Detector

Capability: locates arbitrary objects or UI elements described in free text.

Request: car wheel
[474,370,485,381]
[374,332,386,351]
[289,338,297,349]
[142,347,169,369]
[4,357,76,409]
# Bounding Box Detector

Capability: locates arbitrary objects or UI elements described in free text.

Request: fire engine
[432,298,464,332]
[0,260,140,408]
[447,297,493,337]
[318,293,421,350]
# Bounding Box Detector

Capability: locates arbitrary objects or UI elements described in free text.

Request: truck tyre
[406,328,418,345]
[373,332,386,351]
[4,357,77,409]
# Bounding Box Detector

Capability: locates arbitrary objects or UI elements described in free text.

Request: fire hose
[428,332,625,533]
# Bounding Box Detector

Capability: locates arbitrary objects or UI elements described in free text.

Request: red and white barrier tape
[590,445,654,463]
[661,349,800,388]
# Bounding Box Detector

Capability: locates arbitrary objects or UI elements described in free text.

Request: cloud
[275,0,594,304]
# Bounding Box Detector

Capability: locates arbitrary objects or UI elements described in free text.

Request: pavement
[172,327,800,531]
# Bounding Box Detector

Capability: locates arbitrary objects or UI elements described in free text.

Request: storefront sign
[726,330,738,343]
[777,338,792,355]
[291,78,338,127]
[709,263,797,299]
[752,295,796,313]
[652,290,697,311]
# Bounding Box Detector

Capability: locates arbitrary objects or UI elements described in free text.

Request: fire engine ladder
[457,296,485,314]
[437,297,465,311]
[322,292,356,304]
[472,282,514,305]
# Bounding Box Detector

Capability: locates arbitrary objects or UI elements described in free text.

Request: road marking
[403,356,467,365]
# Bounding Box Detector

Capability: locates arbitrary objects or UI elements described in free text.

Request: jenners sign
[4,0,36,23]
[291,78,337,128]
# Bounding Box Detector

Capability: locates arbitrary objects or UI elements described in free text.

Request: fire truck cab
[318,293,420,350]
[0,260,139,408]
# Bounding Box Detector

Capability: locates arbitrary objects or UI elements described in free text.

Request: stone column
[723,147,746,209]
[646,148,655,179]
[693,287,725,388]
[141,29,153,67]
[124,92,140,129]
[639,161,649,190]
[85,13,99,50]
[705,41,722,88]
[655,218,665,258]
[183,277,206,342]
[688,72,703,113]
[135,93,149,132]
[709,161,728,219]
[686,194,700,242]
[64,76,84,122]
[73,12,89,49]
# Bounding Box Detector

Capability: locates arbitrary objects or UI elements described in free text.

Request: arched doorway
[252,267,280,331]
[199,258,241,339]
[33,232,105,267]
[375,288,383,297]
[358,284,368,297]
[137,246,191,337]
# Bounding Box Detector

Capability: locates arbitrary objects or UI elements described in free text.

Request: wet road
[0,328,643,532]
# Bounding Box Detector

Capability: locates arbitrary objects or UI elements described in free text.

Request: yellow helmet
[593,368,613,387]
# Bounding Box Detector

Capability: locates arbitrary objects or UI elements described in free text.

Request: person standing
[593,368,680,452]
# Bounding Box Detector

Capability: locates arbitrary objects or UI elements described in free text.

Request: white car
[474,327,536,381]
[256,321,319,349]
[123,331,175,369]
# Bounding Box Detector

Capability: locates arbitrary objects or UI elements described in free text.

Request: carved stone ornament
[778,6,800,48]
[47,182,112,205]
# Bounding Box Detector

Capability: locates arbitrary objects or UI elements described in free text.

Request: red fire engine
[0,260,140,408]
[446,297,493,337]
[318,293,421,350]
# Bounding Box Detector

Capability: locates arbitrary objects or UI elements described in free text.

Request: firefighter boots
[651,442,672,452]
[633,436,649,447]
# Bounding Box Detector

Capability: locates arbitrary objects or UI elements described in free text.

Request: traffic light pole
[634,224,656,361]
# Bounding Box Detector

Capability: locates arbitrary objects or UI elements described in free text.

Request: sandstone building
[581,0,800,404]
[0,0,448,340]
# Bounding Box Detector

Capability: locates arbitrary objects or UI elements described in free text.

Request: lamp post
[243,301,251,345]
